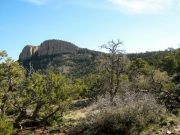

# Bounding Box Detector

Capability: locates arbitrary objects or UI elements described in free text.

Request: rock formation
[19,40,79,60]
[38,40,78,56]
[19,45,39,60]
[19,39,100,77]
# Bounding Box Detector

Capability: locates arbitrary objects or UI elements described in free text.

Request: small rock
[166,130,172,134]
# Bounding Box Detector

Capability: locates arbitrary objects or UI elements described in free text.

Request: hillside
[19,40,180,79]
[1,40,179,135]
[19,39,100,77]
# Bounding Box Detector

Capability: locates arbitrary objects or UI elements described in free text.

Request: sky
[0,0,180,59]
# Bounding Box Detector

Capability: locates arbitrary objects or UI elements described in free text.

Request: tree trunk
[32,102,43,119]
[0,94,8,115]
[41,106,61,124]
[14,109,27,128]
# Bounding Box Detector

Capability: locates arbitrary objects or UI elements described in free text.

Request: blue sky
[0,0,180,59]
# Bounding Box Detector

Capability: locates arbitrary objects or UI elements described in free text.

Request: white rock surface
[167,130,172,134]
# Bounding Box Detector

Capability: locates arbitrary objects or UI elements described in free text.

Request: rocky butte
[19,40,79,61]
[19,39,100,77]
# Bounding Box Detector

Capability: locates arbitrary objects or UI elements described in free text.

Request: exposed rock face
[38,40,79,56]
[19,40,79,60]
[19,45,39,60]
[19,39,100,77]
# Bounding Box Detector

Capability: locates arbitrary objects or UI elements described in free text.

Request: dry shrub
[73,92,166,135]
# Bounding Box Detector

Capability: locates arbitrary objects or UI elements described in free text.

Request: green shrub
[0,116,13,135]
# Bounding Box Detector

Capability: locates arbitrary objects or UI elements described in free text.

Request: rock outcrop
[19,45,39,60]
[19,40,79,60]
[19,39,100,77]
[38,40,79,56]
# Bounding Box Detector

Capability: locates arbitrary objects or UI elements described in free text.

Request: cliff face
[19,45,39,60]
[19,39,100,77]
[38,40,79,56]
[19,40,78,60]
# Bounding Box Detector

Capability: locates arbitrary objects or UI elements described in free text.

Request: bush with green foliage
[0,116,13,135]
[0,50,73,128]
[14,70,72,126]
